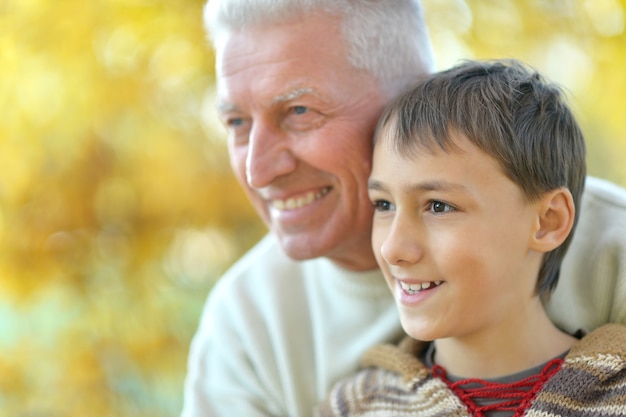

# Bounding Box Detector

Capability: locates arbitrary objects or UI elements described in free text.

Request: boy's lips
[269,186,331,211]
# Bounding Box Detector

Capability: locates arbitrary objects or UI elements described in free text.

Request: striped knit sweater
[315,324,626,416]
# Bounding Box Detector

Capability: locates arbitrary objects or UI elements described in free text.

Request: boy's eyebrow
[368,179,387,191]
[409,180,468,193]
[368,179,468,193]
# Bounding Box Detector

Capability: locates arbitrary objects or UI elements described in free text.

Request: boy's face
[368,131,545,343]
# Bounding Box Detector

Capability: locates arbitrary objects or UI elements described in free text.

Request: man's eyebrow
[216,102,240,113]
[216,88,318,113]
[271,87,317,105]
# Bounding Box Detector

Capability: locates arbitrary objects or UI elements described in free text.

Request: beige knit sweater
[315,324,626,416]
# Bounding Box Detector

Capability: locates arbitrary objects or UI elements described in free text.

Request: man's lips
[399,280,443,295]
[270,186,331,211]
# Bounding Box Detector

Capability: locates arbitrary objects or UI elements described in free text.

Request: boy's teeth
[272,187,330,211]
[400,280,443,294]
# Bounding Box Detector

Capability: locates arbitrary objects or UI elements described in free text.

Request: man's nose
[379,216,424,266]
[245,122,297,188]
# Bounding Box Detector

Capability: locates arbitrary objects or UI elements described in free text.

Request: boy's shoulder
[530,324,626,415]
[317,337,470,417]
[567,323,626,363]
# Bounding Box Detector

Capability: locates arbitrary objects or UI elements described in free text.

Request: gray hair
[204,0,436,95]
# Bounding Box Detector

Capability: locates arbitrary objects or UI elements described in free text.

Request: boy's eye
[373,200,394,212]
[429,200,454,214]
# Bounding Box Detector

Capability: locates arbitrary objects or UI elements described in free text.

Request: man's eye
[283,105,324,132]
[429,201,454,214]
[226,117,244,127]
[373,200,394,212]
[292,105,308,115]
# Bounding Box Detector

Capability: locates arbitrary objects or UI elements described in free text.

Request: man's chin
[280,243,324,261]
[275,234,329,261]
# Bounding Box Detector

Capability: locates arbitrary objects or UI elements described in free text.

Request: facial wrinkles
[238,82,378,193]
[217,22,385,140]
[216,31,286,78]
[219,83,309,189]
[212,15,388,269]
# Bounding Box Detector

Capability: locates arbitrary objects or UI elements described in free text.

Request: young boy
[315,60,626,417]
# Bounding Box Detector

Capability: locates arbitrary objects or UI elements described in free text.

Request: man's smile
[270,186,331,211]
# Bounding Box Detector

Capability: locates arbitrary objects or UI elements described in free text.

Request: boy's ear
[530,187,575,252]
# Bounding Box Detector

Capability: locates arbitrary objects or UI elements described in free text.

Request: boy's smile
[368,131,546,345]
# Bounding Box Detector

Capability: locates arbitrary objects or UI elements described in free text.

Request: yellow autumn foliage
[0,0,624,415]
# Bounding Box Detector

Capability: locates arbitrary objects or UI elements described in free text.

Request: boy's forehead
[374,122,459,158]
[373,129,507,180]
[370,134,527,209]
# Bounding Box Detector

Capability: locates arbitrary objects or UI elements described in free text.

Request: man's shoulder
[220,234,314,283]
[227,234,289,271]
[199,235,311,329]
[209,234,324,304]
[209,234,388,310]
[575,175,626,251]
[583,176,626,211]
[549,177,626,333]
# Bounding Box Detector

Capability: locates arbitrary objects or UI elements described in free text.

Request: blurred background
[1,0,624,415]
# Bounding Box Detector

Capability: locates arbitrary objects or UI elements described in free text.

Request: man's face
[368,132,544,344]
[215,13,389,270]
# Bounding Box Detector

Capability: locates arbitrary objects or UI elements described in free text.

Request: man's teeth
[272,187,330,211]
[400,281,443,294]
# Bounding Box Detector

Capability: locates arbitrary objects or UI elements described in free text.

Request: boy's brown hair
[376,59,587,295]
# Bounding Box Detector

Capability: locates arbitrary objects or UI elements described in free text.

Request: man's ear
[530,187,575,252]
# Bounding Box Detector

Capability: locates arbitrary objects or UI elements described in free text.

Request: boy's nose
[379,219,424,266]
